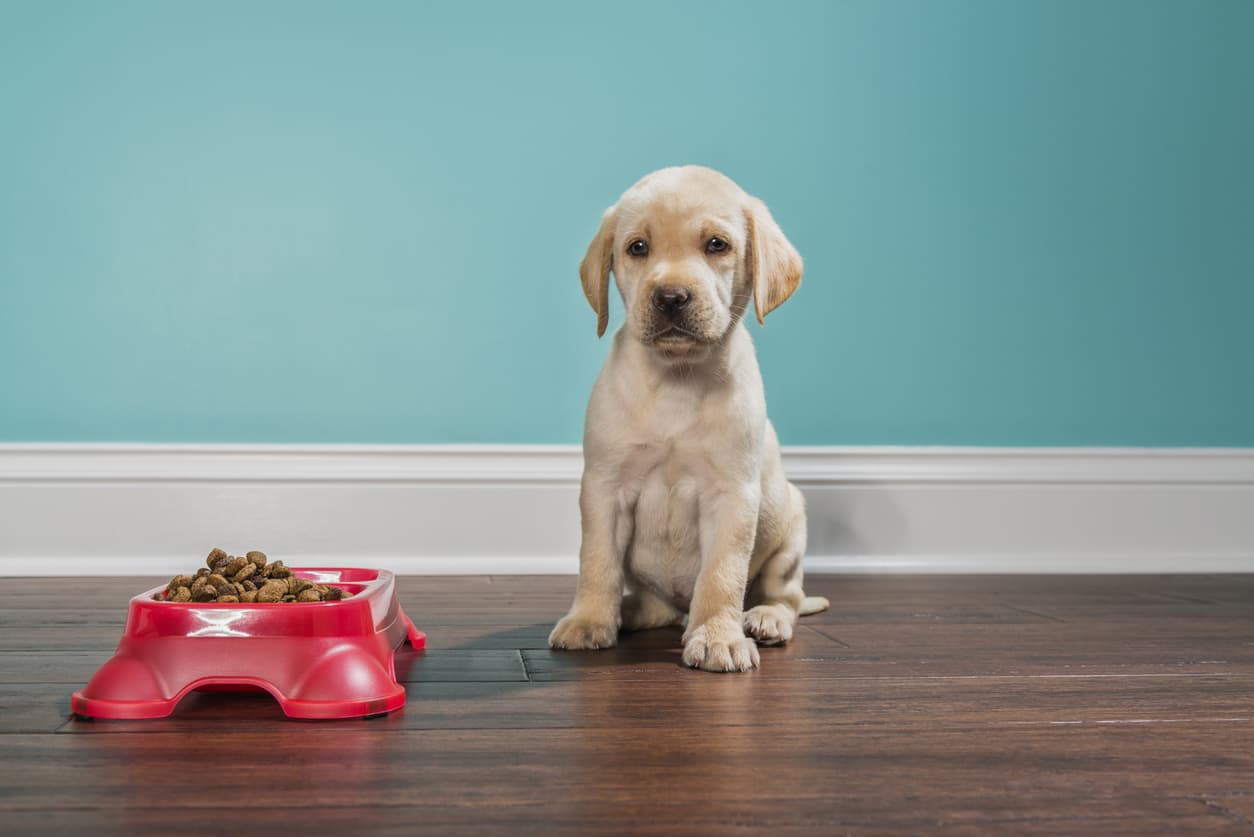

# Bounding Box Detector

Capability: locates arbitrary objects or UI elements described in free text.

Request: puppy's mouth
[641,326,716,362]
[645,326,705,348]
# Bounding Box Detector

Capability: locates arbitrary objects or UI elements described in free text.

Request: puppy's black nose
[652,286,692,314]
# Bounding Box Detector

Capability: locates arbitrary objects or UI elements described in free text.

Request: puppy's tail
[800,596,830,617]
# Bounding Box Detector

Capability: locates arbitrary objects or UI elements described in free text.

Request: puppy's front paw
[743,604,795,646]
[682,624,760,672]
[549,613,618,650]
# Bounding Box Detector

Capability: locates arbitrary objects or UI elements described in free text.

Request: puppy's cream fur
[550,166,829,672]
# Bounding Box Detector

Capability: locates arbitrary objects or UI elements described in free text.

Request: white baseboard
[1,444,1252,576]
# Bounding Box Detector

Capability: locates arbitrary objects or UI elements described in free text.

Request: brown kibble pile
[154,548,353,604]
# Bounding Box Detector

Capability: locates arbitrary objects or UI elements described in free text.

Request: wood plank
[5,724,1254,812]
[798,602,1061,625]
[0,649,526,685]
[30,604,1243,682]
[523,618,1254,681]
[416,622,559,650]
[0,609,125,628]
[0,797,1240,836]
[416,622,714,651]
[800,573,1254,599]
[397,594,570,625]
[0,652,111,684]
[0,626,123,652]
[803,574,1254,615]
[804,620,1254,678]
[394,649,528,683]
[0,684,73,733]
[0,621,568,654]
[0,577,166,609]
[34,573,1230,626]
[53,673,1254,735]
[487,574,577,592]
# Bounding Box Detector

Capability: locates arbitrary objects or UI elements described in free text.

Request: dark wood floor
[3,575,1254,834]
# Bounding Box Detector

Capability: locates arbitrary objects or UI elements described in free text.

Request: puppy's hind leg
[744,487,826,645]
[744,547,804,646]
[621,586,683,632]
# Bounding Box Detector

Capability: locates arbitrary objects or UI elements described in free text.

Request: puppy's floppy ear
[579,205,618,338]
[745,197,803,325]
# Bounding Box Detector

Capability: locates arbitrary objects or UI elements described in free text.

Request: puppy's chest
[624,462,704,606]
[604,378,741,602]
[626,385,706,444]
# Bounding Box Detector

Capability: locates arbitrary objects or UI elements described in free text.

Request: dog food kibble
[153,549,353,604]
[257,580,287,603]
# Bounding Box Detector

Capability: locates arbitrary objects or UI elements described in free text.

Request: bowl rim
[137,566,391,608]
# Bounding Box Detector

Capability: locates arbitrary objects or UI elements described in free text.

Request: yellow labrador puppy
[550,165,829,672]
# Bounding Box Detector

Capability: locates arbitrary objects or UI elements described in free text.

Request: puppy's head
[579,166,802,360]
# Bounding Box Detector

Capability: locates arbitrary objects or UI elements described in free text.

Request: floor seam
[1004,605,1068,623]
[804,625,852,647]
[1194,796,1254,828]
[516,649,533,681]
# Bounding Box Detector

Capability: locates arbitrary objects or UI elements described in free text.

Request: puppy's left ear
[579,205,618,338]
[745,197,803,325]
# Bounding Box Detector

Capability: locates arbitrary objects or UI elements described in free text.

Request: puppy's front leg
[549,474,628,650]
[683,485,761,672]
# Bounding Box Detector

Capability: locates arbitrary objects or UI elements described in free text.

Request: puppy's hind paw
[682,625,759,672]
[549,614,618,650]
[743,605,795,646]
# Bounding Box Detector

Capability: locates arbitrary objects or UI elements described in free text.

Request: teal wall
[2,1,1252,446]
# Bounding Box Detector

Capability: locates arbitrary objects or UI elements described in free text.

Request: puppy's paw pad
[549,615,618,650]
[682,631,759,672]
[743,605,795,646]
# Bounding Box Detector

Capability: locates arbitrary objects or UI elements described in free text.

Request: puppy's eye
[627,239,649,257]
[705,237,729,254]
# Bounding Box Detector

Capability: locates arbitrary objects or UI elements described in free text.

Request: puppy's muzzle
[652,286,692,318]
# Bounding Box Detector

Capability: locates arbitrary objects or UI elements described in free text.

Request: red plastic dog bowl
[72,568,425,720]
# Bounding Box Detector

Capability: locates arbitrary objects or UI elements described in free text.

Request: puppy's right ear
[579,205,617,338]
